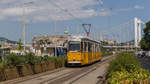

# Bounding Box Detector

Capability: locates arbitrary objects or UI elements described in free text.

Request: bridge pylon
[134,17,144,48]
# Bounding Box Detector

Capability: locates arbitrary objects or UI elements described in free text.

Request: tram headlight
[73,57,75,61]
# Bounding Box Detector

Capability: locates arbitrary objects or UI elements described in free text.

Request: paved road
[67,63,108,84]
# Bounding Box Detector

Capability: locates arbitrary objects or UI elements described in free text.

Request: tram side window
[93,43,94,52]
[85,42,89,52]
[98,45,99,52]
[97,44,99,52]
[84,42,86,52]
[82,42,87,52]
[95,44,99,52]
[94,43,95,52]
[81,42,87,52]
[92,43,94,52]
[96,44,97,52]
[81,42,83,52]
[88,42,92,52]
[99,45,101,52]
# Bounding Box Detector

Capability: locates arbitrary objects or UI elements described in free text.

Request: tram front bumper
[68,61,81,66]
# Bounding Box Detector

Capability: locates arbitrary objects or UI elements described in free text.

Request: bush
[24,53,63,64]
[2,53,25,67]
[107,52,140,73]
[41,56,51,63]
[50,56,64,64]
[24,53,42,65]
[0,63,3,69]
[102,52,113,57]
[0,52,65,68]
[107,68,150,84]
[107,52,150,84]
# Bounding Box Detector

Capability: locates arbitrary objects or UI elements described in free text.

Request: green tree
[18,39,23,52]
[0,44,2,62]
[0,44,1,52]
[140,21,150,51]
[0,44,2,57]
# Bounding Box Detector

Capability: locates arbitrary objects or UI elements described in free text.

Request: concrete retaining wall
[0,61,64,82]
[4,67,19,80]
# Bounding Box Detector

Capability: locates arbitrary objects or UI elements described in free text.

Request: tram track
[1,67,67,84]
[43,55,115,84]
[65,55,114,84]
[16,68,77,84]
[39,68,82,84]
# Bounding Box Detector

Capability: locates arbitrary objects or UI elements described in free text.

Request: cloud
[0,0,16,4]
[0,0,109,23]
[117,8,131,11]
[1,7,36,16]
[134,5,144,9]
[116,5,144,12]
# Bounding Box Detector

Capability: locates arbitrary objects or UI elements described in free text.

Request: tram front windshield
[69,42,80,52]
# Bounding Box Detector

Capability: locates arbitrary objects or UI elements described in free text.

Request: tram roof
[68,35,100,44]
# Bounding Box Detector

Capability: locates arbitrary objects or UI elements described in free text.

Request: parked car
[146,51,150,57]
[137,51,150,58]
[137,51,146,57]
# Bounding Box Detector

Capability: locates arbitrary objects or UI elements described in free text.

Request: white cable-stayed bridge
[101,17,145,50]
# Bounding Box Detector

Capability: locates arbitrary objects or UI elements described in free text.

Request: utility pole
[54,20,57,57]
[22,1,34,54]
[100,32,103,41]
[128,21,131,51]
[120,27,122,51]
[23,6,26,53]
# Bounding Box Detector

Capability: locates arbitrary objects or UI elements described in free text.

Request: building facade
[32,35,69,56]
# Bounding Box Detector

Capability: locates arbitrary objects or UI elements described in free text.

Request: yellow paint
[68,52,82,61]
[67,52,102,66]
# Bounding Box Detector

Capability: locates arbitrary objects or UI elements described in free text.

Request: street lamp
[22,6,26,54]
[22,2,34,54]
[54,20,57,57]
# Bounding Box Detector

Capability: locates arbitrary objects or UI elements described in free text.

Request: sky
[0,0,149,43]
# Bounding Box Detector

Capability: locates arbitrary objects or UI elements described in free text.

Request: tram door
[85,42,89,64]
[88,42,92,63]
[81,41,88,64]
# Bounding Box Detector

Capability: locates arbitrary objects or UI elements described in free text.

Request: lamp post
[54,20,57,57]
[22,2,34,54]
[22,6,26,54]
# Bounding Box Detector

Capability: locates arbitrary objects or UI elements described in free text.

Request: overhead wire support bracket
[82,24,91,37]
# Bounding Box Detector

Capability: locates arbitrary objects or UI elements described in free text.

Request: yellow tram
[67,35,102,66]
